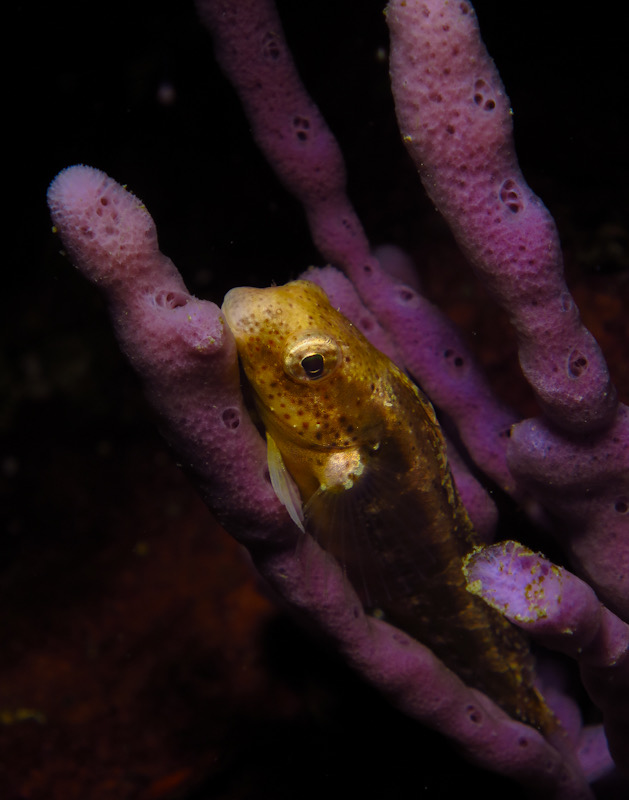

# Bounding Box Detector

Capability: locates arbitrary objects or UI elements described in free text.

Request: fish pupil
[301,353,325,379]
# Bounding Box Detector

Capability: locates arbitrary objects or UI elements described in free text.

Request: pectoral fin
[266,432,305,532]
[303,455,437,614]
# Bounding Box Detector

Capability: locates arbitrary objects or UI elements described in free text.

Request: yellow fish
[222,279,554,732]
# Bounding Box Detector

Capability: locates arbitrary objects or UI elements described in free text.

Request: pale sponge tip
[47,165,159,287]
[47,164,109,214]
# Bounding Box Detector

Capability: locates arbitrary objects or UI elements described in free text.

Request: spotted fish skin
[222,280,554,733]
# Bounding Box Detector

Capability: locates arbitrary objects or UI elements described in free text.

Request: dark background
[3,1,628,798]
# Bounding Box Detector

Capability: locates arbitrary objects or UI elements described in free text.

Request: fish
[222,279,555,732]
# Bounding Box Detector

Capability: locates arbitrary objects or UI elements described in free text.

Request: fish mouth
[221,286,264,336]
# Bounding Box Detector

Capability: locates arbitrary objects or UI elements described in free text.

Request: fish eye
[284,332,341,383]
[301,353,325,379]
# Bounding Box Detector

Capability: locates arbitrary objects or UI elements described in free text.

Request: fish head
[222,280,386,453]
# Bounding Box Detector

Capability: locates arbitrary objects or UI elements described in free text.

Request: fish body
[222,280,553,732]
